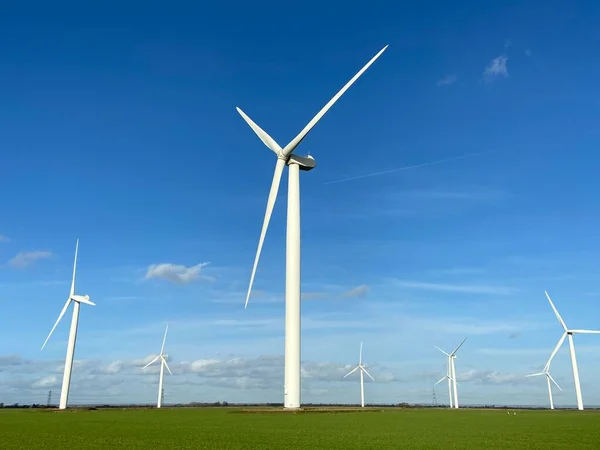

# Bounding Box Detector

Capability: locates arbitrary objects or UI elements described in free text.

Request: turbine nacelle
[288,154,316,171]
[71,294,95,306]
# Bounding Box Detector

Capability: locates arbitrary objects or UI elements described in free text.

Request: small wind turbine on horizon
[41,239,95,410]
[237,45,388,409]
[543,291,600,411]
[142,324,172,409]
[434,337,467,409]
[343,342,375,408]
[526,366,562,410]
[434,358,455,408]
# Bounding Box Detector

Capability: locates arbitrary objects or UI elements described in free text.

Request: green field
[1,407,599,449]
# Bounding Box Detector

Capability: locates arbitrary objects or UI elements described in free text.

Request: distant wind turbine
[343,342,375,407]
[237,45,388,409]
[142,324,172,408]
[543,291,600,410]
[435,337,467,409]
[526,367,562,410]
[434,360,455,408]
[41,239,95,410]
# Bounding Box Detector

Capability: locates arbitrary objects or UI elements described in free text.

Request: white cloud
[483,55,508,82]
[458,369,523,385]
[436,74,457,87]
[31,375,60,389]
[8,250,52,268]
[145,262,214,284]
[341,284,369,298]
[392,280,514,295]
[301,292,328,300]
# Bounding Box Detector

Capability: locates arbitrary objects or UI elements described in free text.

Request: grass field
[1,407,599,449]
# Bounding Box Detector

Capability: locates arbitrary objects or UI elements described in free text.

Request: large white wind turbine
[343,342,375,408]
[41,239,95,410]
[543,291,600,410]
[435,337,467,409]
[238,45,388,408]
[526,367,562,410]
[142,324,172,408]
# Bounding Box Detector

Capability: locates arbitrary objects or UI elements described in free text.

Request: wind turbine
[543,291,600,410]
[343,342,375,407]
[142,324,172,408]
[41,239,95,410]
[434,359,454,408]
[434,337,467,409]
[238,45,388,409]
[526,368,562,410]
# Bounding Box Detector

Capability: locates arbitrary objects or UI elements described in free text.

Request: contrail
[324,149,497,185]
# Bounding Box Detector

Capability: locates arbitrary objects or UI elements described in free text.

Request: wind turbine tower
[543,291,600,410]
[142,324,173,408]
[434,337,467,409]
[343,342,375,407]
[238,45,388,408]
[41,239,95,410]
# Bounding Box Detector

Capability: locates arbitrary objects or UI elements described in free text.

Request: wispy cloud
[325,150,497,185]
[8,250,52,268]
[428,267,486,276]
[302,292,328,300]
[436,74,457,87]
[145,262,214,284]
[401,188,510,202]
[504,39,512,49]
[458,369,523,385]
[0,235,9,243]
[525,49,532,57]
[483,55,508,82]
[341,284,369,299]
[392,279,515,295]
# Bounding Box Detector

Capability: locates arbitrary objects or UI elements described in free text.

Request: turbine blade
[570,329,600,334]
[359,342,363,365]
[70,239,79,297]
[361,367,375,381]
[142,355,161,370]
[434,376,446,386]
[545,291,568,331]
[245,158,286,308]
[525,373,544,378]
[434,345,450,356]
[544,332,567,371]
[160,324,169,354]
[41,297,72,350]
[343,366,360,378]
[281,45,388,157]
[548,373,562,391]
[162,357,172,376]
[236,107,282,155]
[451,337,468,356]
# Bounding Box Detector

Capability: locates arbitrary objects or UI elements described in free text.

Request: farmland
[1,407,599,449]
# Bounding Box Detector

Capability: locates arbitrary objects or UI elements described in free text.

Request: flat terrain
[1,407,599,449]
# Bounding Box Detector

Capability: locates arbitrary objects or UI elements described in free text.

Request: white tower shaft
[360,369,365,408]
[546,376,554,410]
[567,334,584,410]
[157,359,165,408]
[451,357,459,408]
[284,162,301,408]
[59,301,80,410]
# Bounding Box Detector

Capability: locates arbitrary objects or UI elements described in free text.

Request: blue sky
[2,1,600,407]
